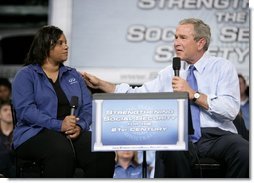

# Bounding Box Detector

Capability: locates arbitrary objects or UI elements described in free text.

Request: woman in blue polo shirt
[12,25,115,178]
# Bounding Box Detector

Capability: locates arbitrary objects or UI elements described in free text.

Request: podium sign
[92,92,189,151]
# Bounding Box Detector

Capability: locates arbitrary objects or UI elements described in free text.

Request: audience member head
[0,100,13,134]
[0,78,12,101]
[115,151,139,168]
[24,25,64,66]
[238,74,249,99]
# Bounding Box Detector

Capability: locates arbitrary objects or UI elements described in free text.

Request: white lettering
[214,0,228,9]
[216,12,247,23]
[209,46,249,63]
[145,27,162,41]
[137,0,249,9]
[235,47,249,62]
[220,27,249,42]
[137,0,156,9]
[127,25,145,41]
[220,27,237,42]
[127,25,175,42]
[167,0,184,8]
[238,28,249,42]
[184,0,198,9]
[154,45,174,62]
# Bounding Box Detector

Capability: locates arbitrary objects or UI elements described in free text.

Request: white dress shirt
[115,53,240,134]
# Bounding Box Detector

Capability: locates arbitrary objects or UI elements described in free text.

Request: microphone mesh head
[70,96,79,108]
[173,57,181,70]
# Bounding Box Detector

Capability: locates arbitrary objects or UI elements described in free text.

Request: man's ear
[197,38,206,51]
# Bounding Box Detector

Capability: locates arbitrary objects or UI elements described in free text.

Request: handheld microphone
[67,96,79,158]
[173,57,181,76]
[70,96,79,115]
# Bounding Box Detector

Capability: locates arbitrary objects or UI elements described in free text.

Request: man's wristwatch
[192,92,200,102]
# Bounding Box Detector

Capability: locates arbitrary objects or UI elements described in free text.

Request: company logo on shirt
[69,78,78,85]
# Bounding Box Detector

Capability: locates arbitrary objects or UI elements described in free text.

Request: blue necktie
[187,65,201,142]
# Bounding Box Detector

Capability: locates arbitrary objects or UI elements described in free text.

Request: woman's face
[48,34,68,63]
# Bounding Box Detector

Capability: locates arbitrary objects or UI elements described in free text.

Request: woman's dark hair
[24,25,63,66]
